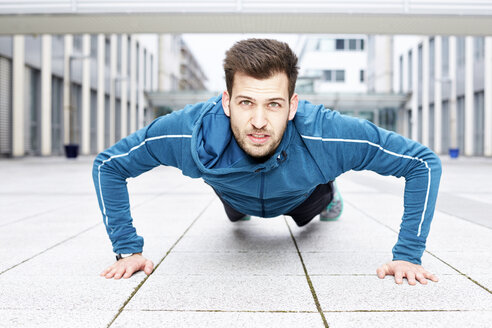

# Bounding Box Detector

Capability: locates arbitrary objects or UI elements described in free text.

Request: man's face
[222,72,298,161]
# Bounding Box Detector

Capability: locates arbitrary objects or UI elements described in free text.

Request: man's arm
[302,106,442,284]
[92,114,190,279]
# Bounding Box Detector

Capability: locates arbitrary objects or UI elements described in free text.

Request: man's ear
[288,93,299,121]
[222,90,231,117]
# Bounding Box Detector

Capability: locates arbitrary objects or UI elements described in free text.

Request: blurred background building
[0,1,490,158]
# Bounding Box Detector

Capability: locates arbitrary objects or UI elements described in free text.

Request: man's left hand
[376,260,439,285]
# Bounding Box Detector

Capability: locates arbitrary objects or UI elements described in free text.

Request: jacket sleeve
[310,109,442,265]
[92,114,189,254]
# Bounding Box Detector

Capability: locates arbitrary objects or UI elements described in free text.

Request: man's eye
[269,102,280,108]
[240,100,252,106]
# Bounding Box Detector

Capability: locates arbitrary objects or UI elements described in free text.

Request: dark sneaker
[320,181,343,221]
[230,215,251,222]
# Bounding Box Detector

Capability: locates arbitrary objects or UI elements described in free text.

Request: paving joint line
[0,223,100,276]
[345,199,492,294]
[284,216,329,328]
[0,186,188,275]
[106,197,215,328]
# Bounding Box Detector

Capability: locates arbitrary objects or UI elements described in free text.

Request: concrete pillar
[137,41,145,129]
[464,36,474,156]
[411,44,418,141]
[120,34,128,138]
[12,35,25,157]
[63,35,73,145]
[422,37,430,147]
[109,34,117,145]
[41,35,52,156]
[96,34,105,152]
[81,34,91,155]
[129,35,137,133]
[449,36,458,151]
[484,37,492,157]
[434,36,443,154]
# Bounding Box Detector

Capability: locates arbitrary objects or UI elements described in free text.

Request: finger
[105,266,119,279]
[113,266,126,280]
[406,271,417,286]
[123,266,135,279]
[394,271,404,284]
[144,260,154,275]
[424,272,439,282]
[376,266,386,279]
[100,263,116,276]
[415,272,428,285]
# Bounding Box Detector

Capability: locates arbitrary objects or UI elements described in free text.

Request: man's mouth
[247,133,270,144]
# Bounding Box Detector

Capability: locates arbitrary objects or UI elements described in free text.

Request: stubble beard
[230,116,288,163]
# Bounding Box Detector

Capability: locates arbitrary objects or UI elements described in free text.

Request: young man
[94,38,441,286]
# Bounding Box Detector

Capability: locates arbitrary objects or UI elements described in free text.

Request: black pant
[215,182,334,227]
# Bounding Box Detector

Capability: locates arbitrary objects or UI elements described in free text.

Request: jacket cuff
[392,233,426,265]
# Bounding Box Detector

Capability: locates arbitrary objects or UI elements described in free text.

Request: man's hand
[376,260,439,285]
[100,253,154,279]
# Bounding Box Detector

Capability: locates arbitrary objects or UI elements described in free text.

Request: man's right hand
[100,253,154,279]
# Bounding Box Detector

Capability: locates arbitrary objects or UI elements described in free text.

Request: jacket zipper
[260,172,265,217]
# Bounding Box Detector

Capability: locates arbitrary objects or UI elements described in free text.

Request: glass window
[90,35,97,59]
[474,37,484,60]
[360,69,365,83]
[457,37,465,67]
[408,50,413,91]
[117,35,121,73]
[335,70,345,82]
[399,56,403,92]
[442,37,449,78]
[105,37,110,66]
[360,39,364,51]
[335,39,344,50]
[349,39,356,50]
[323,70,332,81]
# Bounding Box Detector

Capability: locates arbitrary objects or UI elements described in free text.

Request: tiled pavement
[0,155,491,327]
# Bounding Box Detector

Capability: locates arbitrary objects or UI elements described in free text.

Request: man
[94,38,441,286]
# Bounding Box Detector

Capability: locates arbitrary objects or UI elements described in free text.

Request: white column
[449,36,458,151]
[129,36,137,133]
[120,34,128,138]
[137,42,145,129]
[411,44,418,141]
[422,38,430,147]
[41,35,52,156]
[63,35,73,145]
[96,34,105,152]
[81,34,91,155]
[109,34,117,145]
[12,35,25,157]
[434,36,443,154]
[484,37,492,157]
[464,36,474,156]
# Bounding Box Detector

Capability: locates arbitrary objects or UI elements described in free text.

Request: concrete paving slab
[113,310,324,328]
[125,274,317,312]
[172,234,297,253]
[302,251,456,275]
[470,275,492,291]
[311,275,492,311]
[0,271,146,311]
[324,311,492,328]
[428,251,492,276]
[152,251,305,276]
[0,310,116,328]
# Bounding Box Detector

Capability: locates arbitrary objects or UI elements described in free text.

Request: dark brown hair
[223,38,299,98]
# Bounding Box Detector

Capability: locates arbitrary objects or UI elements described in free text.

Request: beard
[230,117,288,164]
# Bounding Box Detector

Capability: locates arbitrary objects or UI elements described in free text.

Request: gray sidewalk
[0,155,491,327]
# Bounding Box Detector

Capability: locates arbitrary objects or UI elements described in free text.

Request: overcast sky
[182,33,301,92]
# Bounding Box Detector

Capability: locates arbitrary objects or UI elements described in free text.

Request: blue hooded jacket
[92,94,442,265]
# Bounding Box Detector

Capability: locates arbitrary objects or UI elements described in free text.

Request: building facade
[391,35,492,157]
[0,34,158,157]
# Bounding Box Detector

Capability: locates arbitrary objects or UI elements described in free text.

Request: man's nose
[250,108,267,129]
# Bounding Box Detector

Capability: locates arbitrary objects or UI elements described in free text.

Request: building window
[73,35,82,51]
[117,35,122,73]
[90,35,97,59]
[429,37,435,80]
[360,39,365,51]
[474,37,484,60]
[457,37,465,67]
[335,70,345,82]
[360,69,365,83]
[335,39,345,50]
[442,36,449,78]
[408,50,413,91]
[349,39,357,50]
[323,70,332,81]
[399,55,403,92]
[105,37,110,66]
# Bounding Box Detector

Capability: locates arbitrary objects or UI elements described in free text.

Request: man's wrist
[115,252,142,261]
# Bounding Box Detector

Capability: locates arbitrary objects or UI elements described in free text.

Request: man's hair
[223,38,299,99]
